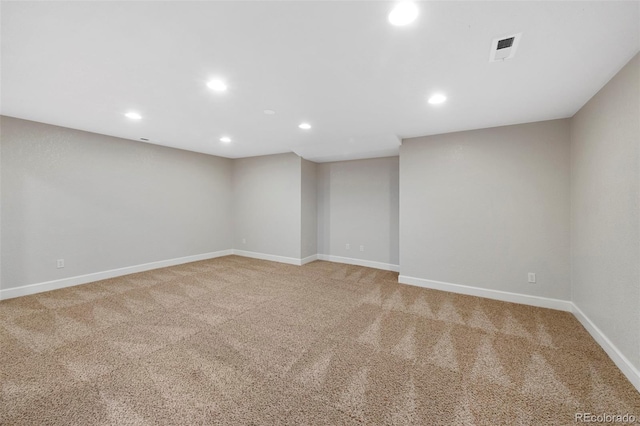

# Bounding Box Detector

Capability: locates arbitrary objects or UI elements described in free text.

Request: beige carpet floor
[1,256,638,425]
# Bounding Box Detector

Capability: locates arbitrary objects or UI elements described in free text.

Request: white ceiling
[2,1,639,162]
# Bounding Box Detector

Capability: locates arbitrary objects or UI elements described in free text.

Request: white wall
[301,159,317,259]
[0,116,2,292]
[317,157,399,268]
[1,116,233,291]
[232,153,302,259]
[570,53,639,373]
[400,120,571,301]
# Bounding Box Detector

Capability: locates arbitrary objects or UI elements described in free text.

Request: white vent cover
[489,33,522,62]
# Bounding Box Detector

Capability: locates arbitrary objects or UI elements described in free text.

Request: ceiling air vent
[497,37,514,50]
[489,33,522,62]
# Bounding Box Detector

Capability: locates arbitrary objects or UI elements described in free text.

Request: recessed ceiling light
[220,136,232,143]
[263,109,276,115]
[125,112,142,120]
[428,93,447,105]
[388,2,419,26]
[207,79,228,92]
[298,123,312,130]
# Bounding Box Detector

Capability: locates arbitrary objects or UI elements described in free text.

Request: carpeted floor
[1,256,638,425]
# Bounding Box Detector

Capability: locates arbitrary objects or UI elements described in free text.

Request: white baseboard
[301,254,319,265]
[231,249,305,266]
[571,303,640,392]
[0,250,320,300]
[0,250,233,301]
[398,275,573,312]
[317,254,399,272]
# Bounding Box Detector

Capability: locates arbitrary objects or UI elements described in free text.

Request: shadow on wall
[389,160,400,265]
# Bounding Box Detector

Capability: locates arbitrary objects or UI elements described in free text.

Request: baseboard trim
[301,254,319,265]
[0,250,233,301]
[317,254,400,272]
[397,275,573,312]
[231,249,304,266]
[571,303,640,392]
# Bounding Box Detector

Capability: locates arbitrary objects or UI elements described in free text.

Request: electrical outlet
[57,259,65,269]
[360,245,364,252]
[242,238,246,244]
[345,243,350,250]
[528,272,536,283]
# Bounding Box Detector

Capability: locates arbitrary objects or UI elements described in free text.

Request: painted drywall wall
[301,159,317,259]
[400,120,571,300]
[0,116,2,292]
[570,53,640,372]
[0,116,233,290]
[317,157,399,267]
[232,153,302,259]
